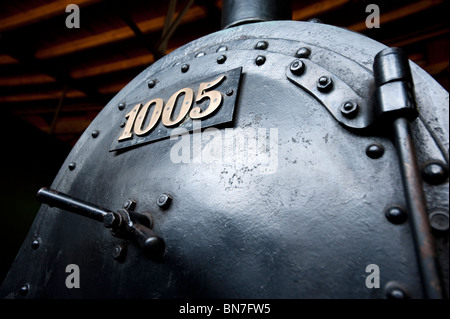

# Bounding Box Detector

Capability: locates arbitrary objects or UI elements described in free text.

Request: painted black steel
[373,48,443,298]
[1,21,448,299]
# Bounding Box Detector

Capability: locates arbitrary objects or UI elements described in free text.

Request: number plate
[110,67,242,151]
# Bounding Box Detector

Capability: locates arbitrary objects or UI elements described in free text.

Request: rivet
[120,121,126,128]
[295,47,311,58]
[91,130,99,138]
[217,45,228,52]
[290,59,305,76]
[112,244,127,261]
[387,288,407,299]
[195,51,206,58]
[308,18,323,23]
[255,55,266,66]
[385,206,408,224]
[217,55,227,64]
[148,79,157,88]
[226,89,234,96]
[255,40,268,50]
[68,162,76,170]
[31,239,40,249]
[366,143,384,159]
[181,64,189,73]
[429,210,449,232]
[123,199,136,211]
[19,283,30,296]
[118,103,126,111]
[385,282,409,299]
[421,161,448,185]
[157,193,172,209]
[340,101,359,118]
[317,76,332,92]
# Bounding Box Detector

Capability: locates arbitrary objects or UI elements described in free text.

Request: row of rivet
[365,142,448,231]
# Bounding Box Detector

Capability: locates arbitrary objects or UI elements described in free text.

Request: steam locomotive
[1,0,448,299]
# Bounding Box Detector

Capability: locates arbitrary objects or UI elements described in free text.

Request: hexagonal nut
[290,59,305,76]
[112,244,127,261]
[157,193,172,209]
[340,101,359,118]
[317,76,333,92]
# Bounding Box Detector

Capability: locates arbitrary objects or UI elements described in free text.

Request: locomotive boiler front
[1,0,448,299]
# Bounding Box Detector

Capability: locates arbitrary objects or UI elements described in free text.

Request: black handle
[37,187,165,259]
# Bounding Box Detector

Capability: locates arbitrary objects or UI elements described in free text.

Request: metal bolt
[387,288,407,299]
[290,59,305,76]
[19,283,30,296]
[308,18,323,23]
[181,64,189,73]
[366,143,384,159]
[112,244,127,261]
[68,162,76,170]
[217,45,228,52]
[226,89,234,96]
[103,212,122,229]
[295,47,311,58]
[317,76,333,92]
[91,130,99,138]
[421,161,448,185]
[31,239,40,249]
[429,210,449,232]
[118,103,126,111]
[157,193,172,209]
[385,206,408,225]
[217,55,227,64]
[340,101,359,118]
[195,51,206,58]
[255,55,266,66]
[123,199,136,211]
[148,79,156,88]
[255,40,268,50]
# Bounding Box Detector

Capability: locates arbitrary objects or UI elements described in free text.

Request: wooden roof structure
[1,0,448,145]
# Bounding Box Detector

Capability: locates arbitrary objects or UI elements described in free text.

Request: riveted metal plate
[110,67,242,151]
[286,58,373,130]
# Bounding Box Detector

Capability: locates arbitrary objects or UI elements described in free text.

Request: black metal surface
[373,48,443,298]
[392,118,442,298]
[0,21,448,299]
[221,0,291,29]
[36,188,165,259]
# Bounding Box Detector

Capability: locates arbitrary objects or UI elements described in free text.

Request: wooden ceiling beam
[70,54,154,79]
[0,74,56,86]
[0,0,103,32]
[0,89,85,102]
[292,0,350,21]
[0,54,19,65]
[35,6,206,60]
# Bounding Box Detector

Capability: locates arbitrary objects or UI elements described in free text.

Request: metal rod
[392,118,442,299]
[49,82,68,135]
[156,0,194,53]
[36,187,111,222]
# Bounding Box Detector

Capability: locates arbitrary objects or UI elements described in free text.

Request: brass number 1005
[118,75,226,142]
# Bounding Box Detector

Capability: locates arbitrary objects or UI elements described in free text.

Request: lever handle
[36,187,165,259]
